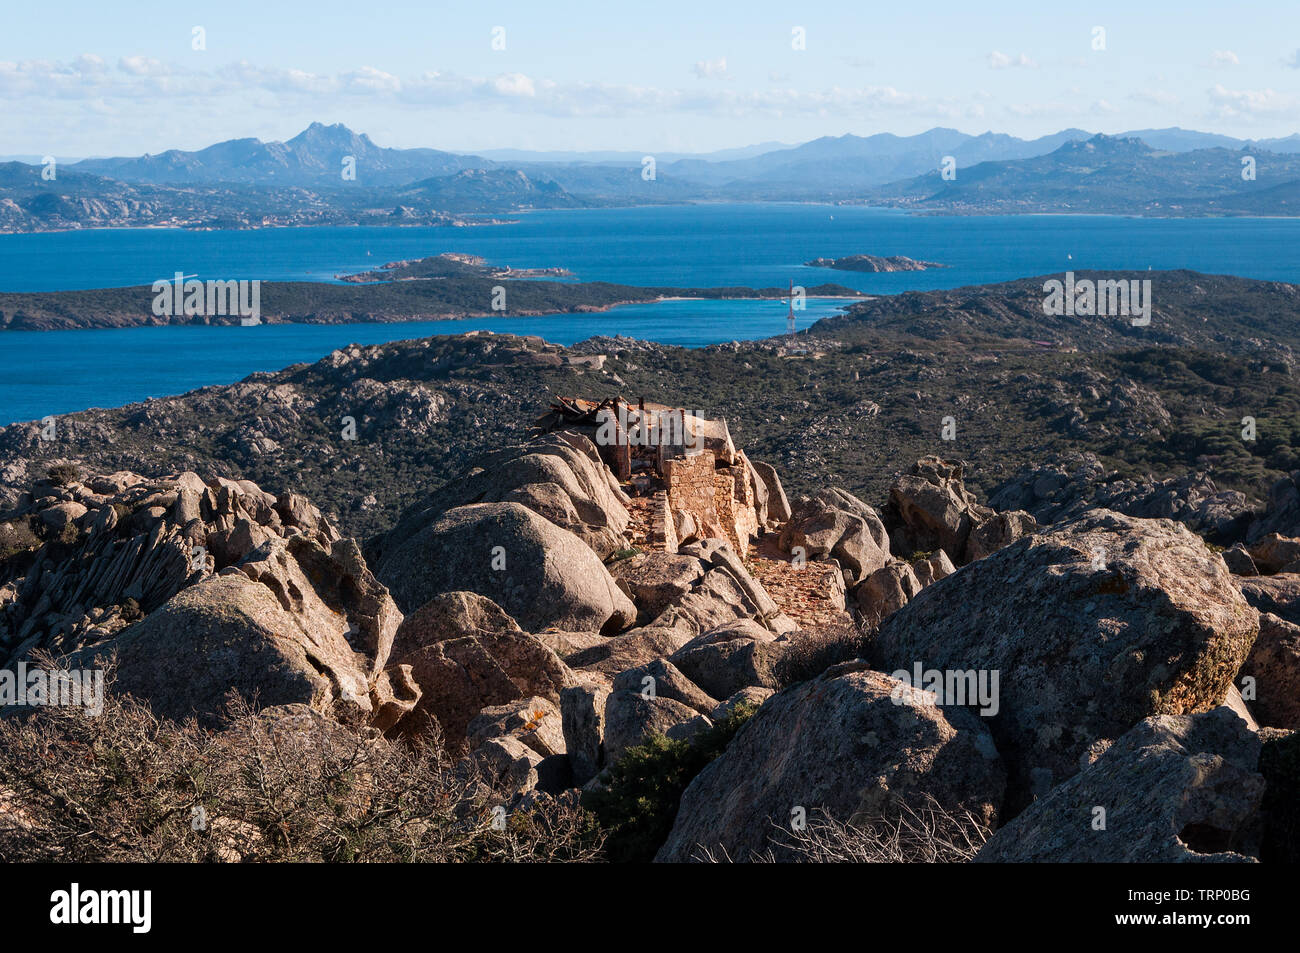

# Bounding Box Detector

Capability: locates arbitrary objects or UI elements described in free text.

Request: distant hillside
[0,162,581,233]
[865,135,1300,215]
[1,269,1295,544]
[0,269,862,331]
[396,168,586,212]
[72,122,489,188]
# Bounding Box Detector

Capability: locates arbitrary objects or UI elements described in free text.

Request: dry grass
[698,796,992,863]
[0,658,602,863]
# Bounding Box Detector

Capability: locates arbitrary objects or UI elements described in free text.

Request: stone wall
[716,457,760,553]
[665,450,724,545]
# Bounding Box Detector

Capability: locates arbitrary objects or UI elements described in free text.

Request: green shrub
[44,463,81,487]
[582,701,757,863]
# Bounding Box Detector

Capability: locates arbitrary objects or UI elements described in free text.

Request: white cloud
[693,57,727,79]
[341,66,401,94]
[1285,49,1300,69]
[0,54,995,127]
[118,55,169,77]
[1207,83,1297,118]
[491,73,536,97]
[1206,50,1239,68]
[988,51,1036,69]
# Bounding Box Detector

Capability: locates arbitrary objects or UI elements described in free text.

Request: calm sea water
[2,204,1299,424]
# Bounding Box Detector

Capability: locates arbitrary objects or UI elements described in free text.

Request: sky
[4,0,1300,157]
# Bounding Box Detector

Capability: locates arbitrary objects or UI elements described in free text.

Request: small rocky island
[338,252,574,283]
[806,254,947,272]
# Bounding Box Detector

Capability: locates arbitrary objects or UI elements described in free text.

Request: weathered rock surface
[1248,534,1300,575]
[852,561,922,626]
[670,638,782,701]
[375,501,636,634]
[1222,543,1259,577]
[602,691,710,763]
[1240,613,1300,730]
[612,658,718,716]
[1,470,344,666]
[656,664,1005,862]
[470,736,544,799]
[565,623,695,677]
[871,510,1258,809]
[561,682,609,784]
[609,552,706,620]
[886,457,991,563]
[388,592,579,745]
[975,708,1265,862]
[1237,573,1300,625]
[466,696,566,758]
[751,461,791,526]
[963,509,1038,563]
[991,459,1254,541]
[372,432,631,560]
[778,488,890,585]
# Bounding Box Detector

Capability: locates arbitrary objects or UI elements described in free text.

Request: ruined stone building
[535,397,779,555]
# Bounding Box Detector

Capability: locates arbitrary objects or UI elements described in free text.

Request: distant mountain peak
[286,122,375,154]
[1059,134,1154,155]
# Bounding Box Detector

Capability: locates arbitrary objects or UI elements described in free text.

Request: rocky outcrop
[963,509,1038,563]
[94,533,410,728]
[374,501,636,634]
[602,691,710,763]
[1246,470,1300,542]
[669,637,782,701]
[609,552,706,620]
[387,591,578,745]
[778,488,890,585]
[851,560,923,626]
[886,457,987,562]
[0,471,345,666]
[1240,613,1300,730]
[1237,573,1300,625]
[975,708,1265,862]
[611,658,718,716]
[655,664,1005,862]
[884,457,1034,566]
[0,471,410,729]
[871,510,1258,810]
[1247,534,1300,574]
[560,683,609,784]
[990,459,1254,542]
[372,432,631,561]
[466,696,566,758]
[751,461,791,526]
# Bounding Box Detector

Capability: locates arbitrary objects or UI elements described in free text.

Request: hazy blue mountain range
[866,134,1300,215]
[71,122,489,188]
[7,123,1300,231]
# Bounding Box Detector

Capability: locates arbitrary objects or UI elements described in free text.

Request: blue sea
[2,203,1299,424]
